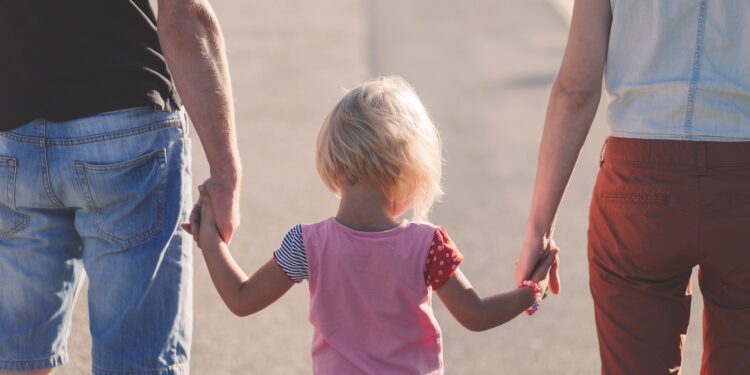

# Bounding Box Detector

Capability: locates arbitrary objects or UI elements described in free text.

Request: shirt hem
[609,130,750,142]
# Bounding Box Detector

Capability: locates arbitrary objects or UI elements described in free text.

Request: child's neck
[336,182,402,232]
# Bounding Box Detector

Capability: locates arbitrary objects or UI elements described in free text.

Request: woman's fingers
[514,259,530,285]
[536,248,558,277]
[549,255,561,295]
[515,250,540,285]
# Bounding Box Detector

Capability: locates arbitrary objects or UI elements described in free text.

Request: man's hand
[182,177,240,244]
[200,175,240,243]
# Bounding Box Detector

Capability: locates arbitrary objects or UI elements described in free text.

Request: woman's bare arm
[515,0,613,292]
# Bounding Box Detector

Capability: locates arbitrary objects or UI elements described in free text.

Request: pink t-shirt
[274,218,463,374]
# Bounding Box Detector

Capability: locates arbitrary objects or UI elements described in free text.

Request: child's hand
[529,245,560,296]
[180,185,224,249]
[196,185,225,250]
[180,189,206,243]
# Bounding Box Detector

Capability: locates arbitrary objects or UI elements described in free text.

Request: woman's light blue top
[605,0,750,141]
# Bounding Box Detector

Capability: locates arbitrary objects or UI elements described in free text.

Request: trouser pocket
[74,149,167,248]
[0,157,28,239]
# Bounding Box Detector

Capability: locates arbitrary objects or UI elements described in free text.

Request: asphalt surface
[59,1,705,374]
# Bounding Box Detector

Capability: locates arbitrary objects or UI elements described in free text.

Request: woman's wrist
[524,214,555,243]
[524,227,552,245]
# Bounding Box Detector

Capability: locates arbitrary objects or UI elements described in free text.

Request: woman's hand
[515,0,612,297]
[528,244,560,295]
[516,236,560,295]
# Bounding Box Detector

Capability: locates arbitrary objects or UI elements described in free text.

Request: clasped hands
[517,236,561,296]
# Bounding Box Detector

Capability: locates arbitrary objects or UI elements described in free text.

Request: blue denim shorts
[0,107,193,374]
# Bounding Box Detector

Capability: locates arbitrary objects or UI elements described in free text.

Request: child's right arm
[194,188,295,317]
[435,249,557,332]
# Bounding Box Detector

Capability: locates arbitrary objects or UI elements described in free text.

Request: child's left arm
[436,249,558,332]
[193,187,295,317]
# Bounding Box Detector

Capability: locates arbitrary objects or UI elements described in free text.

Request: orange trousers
[588,137,750,375]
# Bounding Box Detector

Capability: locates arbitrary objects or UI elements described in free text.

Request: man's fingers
[189,202,202,243]
[180,223,193,234]
[200,180,239,244]
[213,200,238,244]
[191,221,200,243]
[201,175,240,240]
[216,220,234,244]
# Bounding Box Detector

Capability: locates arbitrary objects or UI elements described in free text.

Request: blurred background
[60,1,706,374]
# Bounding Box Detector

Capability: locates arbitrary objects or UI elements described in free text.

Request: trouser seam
[39,120,65,207]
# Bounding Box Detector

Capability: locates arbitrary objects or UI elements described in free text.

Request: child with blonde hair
[187,76,558,374]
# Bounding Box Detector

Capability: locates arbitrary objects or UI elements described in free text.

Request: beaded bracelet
[519,280,543,316]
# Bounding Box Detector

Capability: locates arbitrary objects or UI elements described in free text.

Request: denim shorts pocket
[74,149,167,248]
[0,157,29,239]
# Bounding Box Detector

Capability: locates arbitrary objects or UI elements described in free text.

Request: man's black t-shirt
[0,0,179,131]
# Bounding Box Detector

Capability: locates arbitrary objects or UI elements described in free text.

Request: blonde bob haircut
[316,76,443,220]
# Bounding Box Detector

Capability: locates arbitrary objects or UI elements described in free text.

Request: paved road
[60,1,705,374]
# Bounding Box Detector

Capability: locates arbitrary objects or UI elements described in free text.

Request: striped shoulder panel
[273,224,308,283]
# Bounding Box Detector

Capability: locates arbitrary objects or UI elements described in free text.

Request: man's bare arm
[157,0,241,242]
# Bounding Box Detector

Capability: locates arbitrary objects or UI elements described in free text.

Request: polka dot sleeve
[424,226,464,290]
